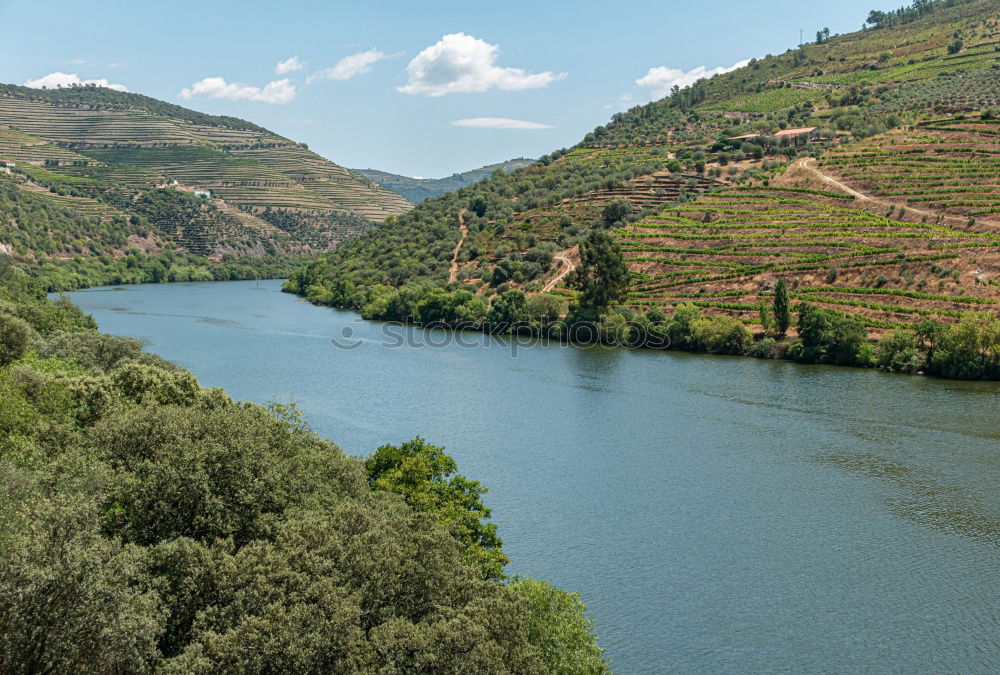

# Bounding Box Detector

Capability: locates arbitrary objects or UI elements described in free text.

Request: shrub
[690,316,752,355]
[929,314,1000,379]
[875,329,925,374]
[793,303,872,367]
[0,313,33,366]
[749,337,777,359]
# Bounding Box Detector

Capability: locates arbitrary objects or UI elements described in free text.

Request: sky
[1,0,906,177]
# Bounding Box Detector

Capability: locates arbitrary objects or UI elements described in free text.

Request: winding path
[797,158,869,200]
[543,250,576,292]
[448,209,469,283]
[795,157,968,226]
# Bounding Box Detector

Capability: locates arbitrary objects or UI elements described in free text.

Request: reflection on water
[819,452,999,545]
[65,280,1000,673]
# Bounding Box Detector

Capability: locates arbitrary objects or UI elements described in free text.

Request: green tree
[601,199,633,227]
[790,302,872,367]
[758,300,774,336]
[773,278,791,337]
[509,578,610,674]
[525,293,568,324]
[875,329,926,374]
[930,314,1000,379]
[0,313,33,366]
[487,288,527,331]
[0,495,165,672]
[572,231,630,310]
[365,437,509,580]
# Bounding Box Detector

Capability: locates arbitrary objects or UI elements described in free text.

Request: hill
[286,0,1000,377]
[0,84,413,289]
[353,158,535,203]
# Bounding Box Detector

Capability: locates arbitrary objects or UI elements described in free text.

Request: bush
[793,303,872,367]
[0,312,33,366]
[749,337,777,359]
[875,329,925,374]
[690,316,752,355]
[929,314,1000,379]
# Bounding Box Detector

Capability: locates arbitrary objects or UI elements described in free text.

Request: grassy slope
[291,0,1000,333]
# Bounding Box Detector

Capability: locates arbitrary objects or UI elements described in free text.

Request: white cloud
[275,55,304,74]
[307,49,387,84]
[452,117,552,130]
[25,71,128,92]
[398,33,566,97]
[178,77,296,104]
[635,58,750,99]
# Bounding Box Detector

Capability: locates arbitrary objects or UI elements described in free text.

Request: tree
[790,303,871,367]
[365,437,509,580]
[487,288,527,331]
[525,293,568,324]
[758,300,774,336]
[930,313,1000,379]
[601,199,632,227]
[773,278,791,337]
[0,496,164,672]
[0,313,32,365]
[572,231,630,309]
[509,578,610,674]
[875,329,925,374]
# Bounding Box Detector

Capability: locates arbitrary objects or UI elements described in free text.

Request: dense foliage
[0,177,306,290]
[0,266,608,671]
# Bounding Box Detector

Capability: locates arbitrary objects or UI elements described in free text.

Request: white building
[193,189,212,198]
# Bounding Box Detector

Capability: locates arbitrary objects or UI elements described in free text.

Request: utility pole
[799,28,804,46]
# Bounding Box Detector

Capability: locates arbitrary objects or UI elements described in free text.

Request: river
[65,279,999,673]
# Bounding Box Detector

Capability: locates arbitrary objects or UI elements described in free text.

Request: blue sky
[2,0,904,177]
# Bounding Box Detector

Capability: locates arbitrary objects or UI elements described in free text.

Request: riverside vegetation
[0,257,609,672]
[286,0,1000,380]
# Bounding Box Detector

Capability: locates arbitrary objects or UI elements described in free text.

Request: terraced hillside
[287,0,1000,373]
[0,84,417,287]
[0,84,411,246]
[618,168,999,332]
[819,117,1000,221]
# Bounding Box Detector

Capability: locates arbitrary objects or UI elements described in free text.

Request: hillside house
[727,127,819,146]
[774,126,819,145]
[193,189,212,198]
[1,160,14,168]
[726,133,762,142]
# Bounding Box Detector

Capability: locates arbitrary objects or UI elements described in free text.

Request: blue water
[66,280,1000,673]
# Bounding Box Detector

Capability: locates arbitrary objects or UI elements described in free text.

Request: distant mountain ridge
[353,158,535,203]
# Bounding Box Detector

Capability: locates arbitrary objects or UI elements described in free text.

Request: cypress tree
[774,278,791,337]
